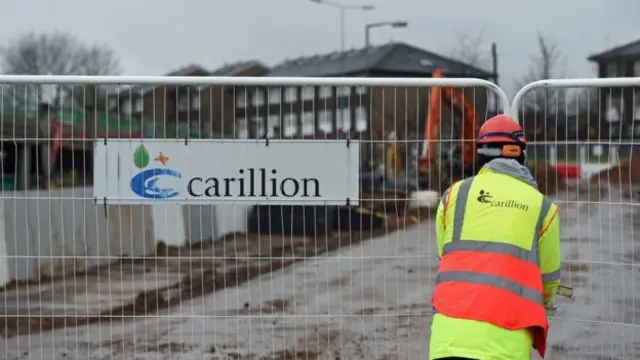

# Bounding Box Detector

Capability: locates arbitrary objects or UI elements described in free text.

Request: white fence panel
[0,75,510,359]
[513,77,640,359]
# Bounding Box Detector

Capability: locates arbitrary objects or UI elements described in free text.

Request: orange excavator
[419,69,484,181]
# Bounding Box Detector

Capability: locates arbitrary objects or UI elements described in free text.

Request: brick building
[235,42,493,142]
[589,38,640,137]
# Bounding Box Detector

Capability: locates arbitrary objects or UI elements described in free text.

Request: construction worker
[429,114,561,360]
[385,131,403,179]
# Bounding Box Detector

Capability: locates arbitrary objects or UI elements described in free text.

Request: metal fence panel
[513,77,640,359]
[0,75,508,359]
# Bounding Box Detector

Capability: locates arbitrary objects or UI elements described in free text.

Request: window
[122,100,132,115]
[635,93,640,121]
[301,86,315,100]
[606,62,618,77]
[236,90,247,108]
[336,107,351,132]
[355,86,367,96]
[319,86,332,99]
[253,116,265,137]
[337,86,351,97]
[284,87,298,102]
[235,118,248,139]
[606,96,622,123]
[634,61,640,77]
[267,115,281,138]
[301,112,314,136]
[191,94,200,110]
[133,98,143,112]
[268,87,281,104]
[355,106,368,132]
[318,110,332,133]
[108,98,117,110]
[177,96,190,111]
[252,90,264,106]
[283,114,297,137]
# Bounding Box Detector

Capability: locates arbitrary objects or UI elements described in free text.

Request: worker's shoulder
[535,192,559,219]
[441,178,466,198]
[544,196,559,213]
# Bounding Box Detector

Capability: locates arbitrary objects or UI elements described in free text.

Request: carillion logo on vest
[187,168,321,198]
[477,190,529,211]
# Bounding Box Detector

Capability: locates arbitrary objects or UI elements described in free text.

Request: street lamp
[365,21,408,48]
[309,0,374,136]
[309,0,375,53]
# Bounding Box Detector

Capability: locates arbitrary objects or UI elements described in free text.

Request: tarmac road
[2,185,640,359]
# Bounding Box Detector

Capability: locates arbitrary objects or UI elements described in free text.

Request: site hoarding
[93,139,360,205]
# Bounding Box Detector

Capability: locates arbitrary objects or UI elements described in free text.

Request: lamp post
[309,0,375,53]
[365,21,408,48]
[309,0,374,136]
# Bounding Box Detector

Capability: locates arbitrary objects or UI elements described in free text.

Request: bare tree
[71,44,122,111]
[448,28,490,69]
[0,31,122,108]
[515,32,571,138]
[516,32,568,113]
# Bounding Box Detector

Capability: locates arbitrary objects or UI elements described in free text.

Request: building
[1,43,493,190]
[234,42,494,144]
[110,61,268,138]
[108,42,493,144]
[0,61,271,190]
[588,38,640,136]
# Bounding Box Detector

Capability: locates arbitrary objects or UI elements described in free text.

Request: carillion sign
[93,139,360,205]
[187,168,320,198]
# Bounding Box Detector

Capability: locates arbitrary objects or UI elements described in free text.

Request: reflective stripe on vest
[436,176,553,304]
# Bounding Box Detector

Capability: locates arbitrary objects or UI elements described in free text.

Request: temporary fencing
[0,74,637,359]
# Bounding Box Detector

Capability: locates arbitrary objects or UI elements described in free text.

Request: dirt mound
[591,158,640,185]
[528,163,565,196]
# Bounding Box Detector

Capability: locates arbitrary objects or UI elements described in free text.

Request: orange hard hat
[476,115,526,145]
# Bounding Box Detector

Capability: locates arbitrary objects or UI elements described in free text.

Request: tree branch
[448,28,490,69]
[0,31,122,109]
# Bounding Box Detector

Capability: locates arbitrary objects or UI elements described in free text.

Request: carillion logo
[129,144,322,200]
[476,189,529,211]
[187,168,321,198]
[130,145,182,200]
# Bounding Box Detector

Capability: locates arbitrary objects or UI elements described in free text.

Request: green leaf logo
[133,145,150,169]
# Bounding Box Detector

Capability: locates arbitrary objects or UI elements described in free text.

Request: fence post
[0,197,8,286]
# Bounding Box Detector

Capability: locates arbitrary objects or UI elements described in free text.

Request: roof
[116,60,266,95]
[115,64,210,95]
[267,42,493,78]
[210,60,266,76]
[588,38,640,61]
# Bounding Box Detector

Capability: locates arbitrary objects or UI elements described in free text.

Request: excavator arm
[420,69,482,177]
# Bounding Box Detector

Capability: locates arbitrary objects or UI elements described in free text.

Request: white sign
[93,139,360,205]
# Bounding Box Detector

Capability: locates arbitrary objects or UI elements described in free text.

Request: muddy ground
[2,165,640,359]
[591,158,640,185]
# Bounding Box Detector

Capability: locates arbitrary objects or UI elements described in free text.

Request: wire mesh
[0,76,503,359]
[514,82,640,359]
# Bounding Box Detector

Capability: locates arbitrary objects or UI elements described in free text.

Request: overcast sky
[1,0,638,96]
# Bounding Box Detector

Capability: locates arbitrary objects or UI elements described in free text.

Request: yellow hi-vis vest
[429,158,561,360]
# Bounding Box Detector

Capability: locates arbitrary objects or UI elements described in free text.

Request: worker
[385,131,403,179]
[429,114,561,360]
